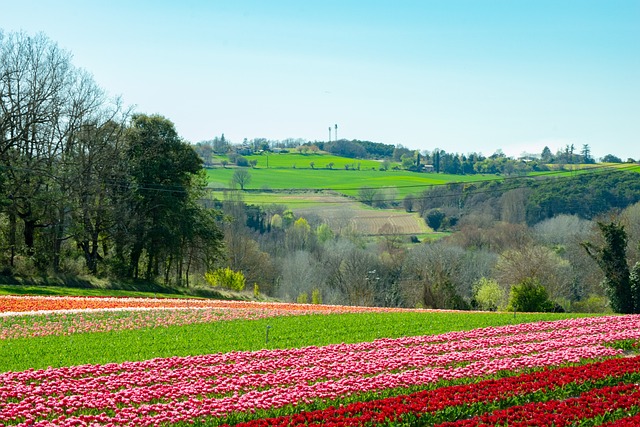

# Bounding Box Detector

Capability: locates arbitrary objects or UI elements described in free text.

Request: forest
[2,31,640,313]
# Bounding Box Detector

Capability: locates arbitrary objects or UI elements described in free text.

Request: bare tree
[1,32,76,266]
[500,188,530,224]
[358,186,378,206]
[401,243,474,309]
[277,251,323,301]
[494,245,572,301]
[533,215,602,299]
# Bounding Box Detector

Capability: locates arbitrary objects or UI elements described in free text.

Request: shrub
[253,283,260,297]
[204,267,246,291]
[297,293,308,304]
[507,278,554,313]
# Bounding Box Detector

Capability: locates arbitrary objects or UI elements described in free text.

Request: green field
[0,310,591,372]
[206,156,640,205]
[214,152,393,170]
[206,167,494,199]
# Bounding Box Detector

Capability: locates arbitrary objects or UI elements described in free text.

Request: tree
[212,134,229,154]
[401,154,414,169]
[325,243,380,306]
[425,209,446,231]
[219,192,276,293]
[68,118,128,275]
[373,187,398,208]
[277,251,323,301]
[581,144,594,164]
[494,245,571,301]
[602,154,622,163]
[401,243,470,310]
[231,169,251,190]
[433,150,441,173]
[473,277,505,311]
[286,217,313,251]
[357,186,378,206]
[0,31,76,267]
[403,195,416,212]
[316,223,334,243]
[123,114,208,280]
[500,188,530,224]
[533,215,601,300]
[541,146,553,163]
[583,221,635,313]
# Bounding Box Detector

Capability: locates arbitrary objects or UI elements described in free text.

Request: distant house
[236,145,254,156]
[422,164,435,173]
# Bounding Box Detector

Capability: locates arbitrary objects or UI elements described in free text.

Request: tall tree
[66,117,128,274]
[582,221,635,313]
[124,114,207,280]
[581,144,593,164]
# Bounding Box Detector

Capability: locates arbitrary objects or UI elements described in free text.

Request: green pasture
[0,310,592,372]
[207,154,640,203]
[206,167,493,199]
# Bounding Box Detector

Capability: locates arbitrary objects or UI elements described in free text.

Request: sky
[2,0,638,160]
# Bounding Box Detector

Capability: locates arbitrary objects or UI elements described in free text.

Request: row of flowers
[1,315,639,426]
[0,295,417,315]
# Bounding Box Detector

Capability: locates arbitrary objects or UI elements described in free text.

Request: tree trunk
[8,211,16,267]
[23,218,37,257]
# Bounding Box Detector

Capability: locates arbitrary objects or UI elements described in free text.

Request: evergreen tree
[582,222,634,313]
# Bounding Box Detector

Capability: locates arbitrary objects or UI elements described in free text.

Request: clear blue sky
[2,0,638,160]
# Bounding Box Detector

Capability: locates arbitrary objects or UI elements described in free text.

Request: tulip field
[1,295,640,426]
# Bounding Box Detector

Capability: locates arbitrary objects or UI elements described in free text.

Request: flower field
[0,296,414,340]
[1,309,640,427]
[0,295,411,315]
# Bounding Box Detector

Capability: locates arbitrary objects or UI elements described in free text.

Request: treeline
[0,31,222,282]
[404,168,640,230]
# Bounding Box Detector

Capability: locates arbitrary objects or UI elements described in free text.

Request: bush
[204,267,246,291]
[297,293,308,304]
[507,278,554,313]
